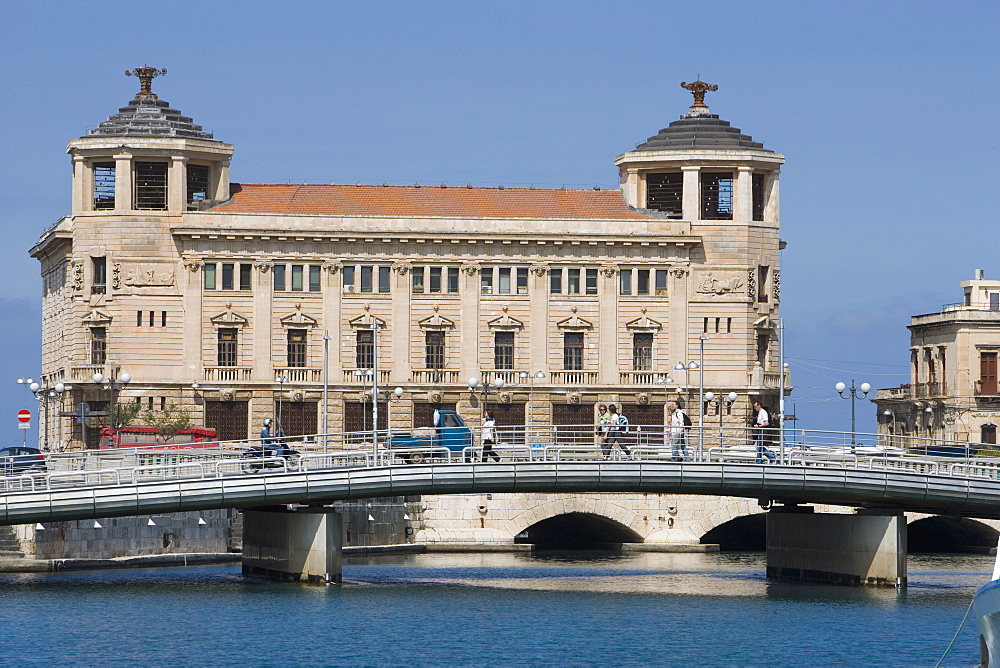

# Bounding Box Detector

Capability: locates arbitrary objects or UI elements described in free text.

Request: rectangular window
[429,267,442,293]
[310,265,322,292]
[633,333,653,371]
[586,269,598,295]
[273,265,286,291]
[701,171,734,220]
[161,311,167,327]
[92,257,107,294]
[134,161,168,210]
[287,329,307,368]
[342,266,355,291]
[291,265,303,291]
[239,263,252,291]
[203,263,216,290]
[655,269,668,295]
[412,267,424,293]
[757,265,769,303]
[361,266,373,293]
[356,330,374,369]
[137,311,143,327]
[221,263,234,290]
[90,327,107,365]
[563,332,583,370]
[425,331,445,369]
[93,162,116,210]
[752,172,766,222]
[636,269,650,295]
[703,317,709,333]
[494,331,514,370]
[756,333,769,366]
[187,165,210,205]
[498,268,512,295]
[378,266,390,293]
[727,317,732,333]
[550,269,562,295]
[715,317,721,333]
[481,268,494,294]
[217,328,238,367]
[567,269,581,295]
[646,172,683,218]
[447,267,459,293]
[620,270,632,295]
[148,310,155,327]
[517,268,529,294]
[981,352,998,395]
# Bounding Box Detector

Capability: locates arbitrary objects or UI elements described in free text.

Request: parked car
[240,442,300,473]
[0,446,47,475]
[388,410,474,464]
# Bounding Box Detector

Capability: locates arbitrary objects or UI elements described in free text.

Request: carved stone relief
[183,258,204,273]
[696,272,744,296]
[460,262,480,276]
[529,263,549,277]
[253,260,272,273]
[773,269,780,302]
[322,261,341,274]
[71,261,84,290]
[391,260,412,275]
[670,266,689,279]
[111,263,121,289]
[123,266,175,287]
[747,269,756,302]
[599,264,618,278]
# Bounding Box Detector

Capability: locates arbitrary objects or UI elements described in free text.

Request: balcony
[976,380,999,397]
[70,364,113,382]
[549,370,599,385]
[274,367,322,383]
[748,364,792,389]
[204,366,252,382]
[410,369,460,384]
[343,369,393,384]
[619,371,660,385]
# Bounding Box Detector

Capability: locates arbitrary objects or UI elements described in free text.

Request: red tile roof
[212,183,650,220]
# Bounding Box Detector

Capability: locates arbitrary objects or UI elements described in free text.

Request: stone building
[875,270,1000,447]
[30,69,788,450]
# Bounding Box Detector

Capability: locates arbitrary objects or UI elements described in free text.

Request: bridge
[3,426,999,586]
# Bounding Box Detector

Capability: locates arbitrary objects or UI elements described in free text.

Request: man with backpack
[668,400,689,462]
[602,404,632,459]
[753,400,777,464]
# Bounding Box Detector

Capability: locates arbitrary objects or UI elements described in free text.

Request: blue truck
[388,410,475,464]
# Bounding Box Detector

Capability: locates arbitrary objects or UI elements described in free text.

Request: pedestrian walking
[481,409,501,463]
[668,400,688,461]
[596,404,611,455]
[604,404,632,459]
[753,400,777,464]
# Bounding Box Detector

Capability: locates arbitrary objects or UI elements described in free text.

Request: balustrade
[548,370,598,385]
[273,367,322,383]
[203,366,252,382]
[410,369,459,384]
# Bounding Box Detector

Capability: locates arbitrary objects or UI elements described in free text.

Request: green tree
[142,403,193,444]
[107,400,142,431]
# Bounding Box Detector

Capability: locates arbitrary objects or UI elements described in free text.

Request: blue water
[0,551,987,666]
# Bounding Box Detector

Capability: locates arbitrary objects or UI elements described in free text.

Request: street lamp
[16,377,35,446]
[697,334,708,456]
[835,379,870,448]
[371,386,405,438]
[468,377,505,412]
[519,370,546,426]
[704,391,737,449]
[29,381,66,450]
[93,371,131,447]
[274,374,288,435]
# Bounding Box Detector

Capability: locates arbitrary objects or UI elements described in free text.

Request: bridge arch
[907,516,999,553]
[505,498,646,549]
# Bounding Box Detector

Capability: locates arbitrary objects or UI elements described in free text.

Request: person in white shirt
[481,409,500,462]
[603,404,632,459]
[753,400,776,464]
[668,400,688,461]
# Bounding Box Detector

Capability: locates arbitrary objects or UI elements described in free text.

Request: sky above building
[0,0,996,440]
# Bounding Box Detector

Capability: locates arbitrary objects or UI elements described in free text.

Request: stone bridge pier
[242,506,343,584]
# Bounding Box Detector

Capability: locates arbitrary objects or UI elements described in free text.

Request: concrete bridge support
[242,506,342,585]
[766,507,906,587]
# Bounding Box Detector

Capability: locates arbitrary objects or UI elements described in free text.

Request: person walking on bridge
[481,409,501,463]
[668,400,688,462]
[753,401,777,464]
[603,404,632,460]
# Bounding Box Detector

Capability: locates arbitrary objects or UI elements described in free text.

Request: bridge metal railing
[3,425,1000,494]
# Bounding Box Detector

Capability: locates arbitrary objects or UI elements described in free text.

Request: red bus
[98,426,219,450]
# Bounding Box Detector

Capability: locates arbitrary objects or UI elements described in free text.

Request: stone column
[242,506,343,584]
[169,155,187,212]
[528,262,550,383]
[113,152,132,212]
[214,158,231,201]
[668,265,691,392]
[391,261,412,413]
[72,155,87,213]
[681,166,700,221]
[766,508,907,586]
[252,261,273,384]
[460,262,481,382]
[598,264,618,385]
[736,166,753,223]
[765,170,781,224]
[182,259,205,409]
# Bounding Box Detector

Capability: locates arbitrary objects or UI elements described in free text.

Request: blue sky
[0,0,997,440]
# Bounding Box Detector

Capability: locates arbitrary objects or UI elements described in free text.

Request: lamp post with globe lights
[93,371,131,446]
[836,379,870,448]
[704,391,737,449]
[518,370,546,426]
[29,381,66,450]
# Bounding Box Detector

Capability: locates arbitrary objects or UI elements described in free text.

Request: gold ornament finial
[125,66,168,99]
[680,80,718,109]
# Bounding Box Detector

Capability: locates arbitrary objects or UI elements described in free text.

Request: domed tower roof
[633,80,772,153]
[85,66,218,141]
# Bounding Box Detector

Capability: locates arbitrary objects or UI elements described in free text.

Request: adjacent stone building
[31,69,788,450]
[875,270,1000,447]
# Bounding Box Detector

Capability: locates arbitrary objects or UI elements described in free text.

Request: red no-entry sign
[17,409,31,423]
